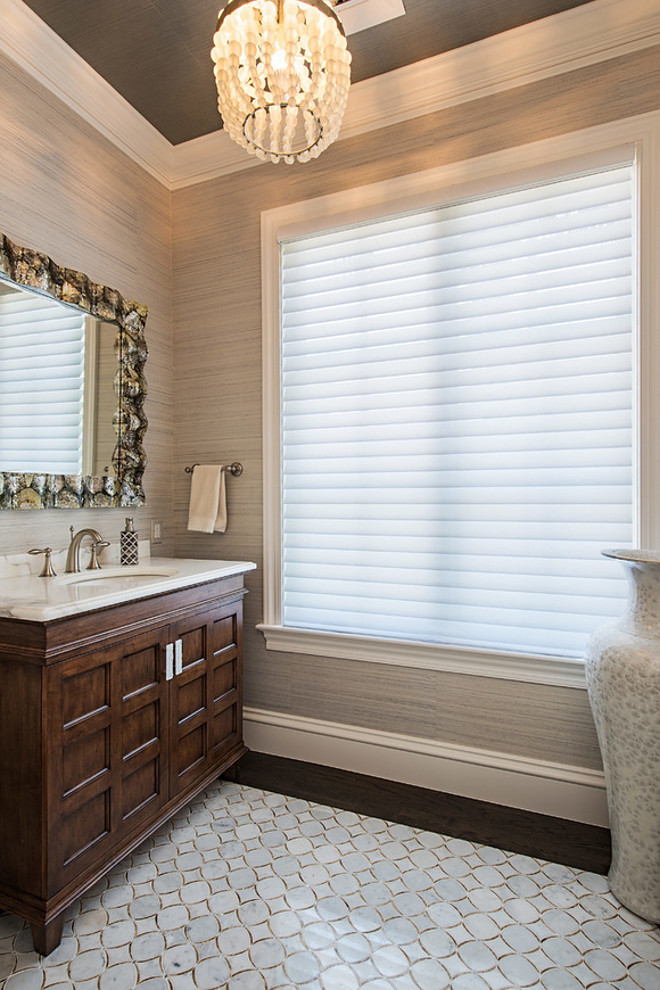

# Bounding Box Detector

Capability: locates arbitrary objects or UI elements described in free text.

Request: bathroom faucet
[65,527,106,573]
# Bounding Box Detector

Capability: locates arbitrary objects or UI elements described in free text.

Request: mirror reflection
[0,279,118,477]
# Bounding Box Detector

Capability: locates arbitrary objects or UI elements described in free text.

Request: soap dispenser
[120,517,139,566]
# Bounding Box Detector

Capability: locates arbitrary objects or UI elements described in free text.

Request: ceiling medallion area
[211,0,352,164]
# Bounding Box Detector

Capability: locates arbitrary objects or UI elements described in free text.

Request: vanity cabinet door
[116,627,171,832]
[49,626,170,893]
[168,599,243,799]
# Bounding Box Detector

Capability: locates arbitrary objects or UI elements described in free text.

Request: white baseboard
[243,707,608,828]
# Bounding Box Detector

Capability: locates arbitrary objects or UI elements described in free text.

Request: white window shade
[280,165,634,659]
[0,285,85,473]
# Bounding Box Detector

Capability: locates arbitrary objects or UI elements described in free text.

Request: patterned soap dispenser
[120,517,139,566]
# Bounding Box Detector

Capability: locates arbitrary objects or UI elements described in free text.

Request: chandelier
[211,0,351,164]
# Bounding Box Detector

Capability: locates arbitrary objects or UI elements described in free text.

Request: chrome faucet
[65,526,106,573]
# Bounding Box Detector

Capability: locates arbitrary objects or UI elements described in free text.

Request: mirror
[0,281,118,478]
[0,232,148,509]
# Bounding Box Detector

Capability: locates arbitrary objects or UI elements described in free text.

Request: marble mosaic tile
[0,781,658,988]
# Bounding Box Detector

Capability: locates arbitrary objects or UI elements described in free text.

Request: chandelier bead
[211,0,351,164]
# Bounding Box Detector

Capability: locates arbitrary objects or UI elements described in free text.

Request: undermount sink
[62,565,179,586]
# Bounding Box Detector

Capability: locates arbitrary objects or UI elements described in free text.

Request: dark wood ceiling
[22,0,596,146]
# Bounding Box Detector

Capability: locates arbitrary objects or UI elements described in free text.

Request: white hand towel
[187,465,227,533]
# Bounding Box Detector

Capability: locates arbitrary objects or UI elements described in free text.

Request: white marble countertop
[0,548,256,621]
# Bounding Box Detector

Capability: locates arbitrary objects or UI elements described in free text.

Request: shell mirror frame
[0,232,148,509]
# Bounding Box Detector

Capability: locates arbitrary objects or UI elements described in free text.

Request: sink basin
[63,565,179,586]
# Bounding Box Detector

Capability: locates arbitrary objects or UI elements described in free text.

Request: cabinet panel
[176,722,207,780]
[213,703,238,751]
[179,626,205,673]
[62,662,110,727]
[122,756,162,822]
[62,790,110,868]
[213,614,237,653]
[177,669,206,721]
[62,725,109,796]
[123,701,159,758]
[122,644,161,698]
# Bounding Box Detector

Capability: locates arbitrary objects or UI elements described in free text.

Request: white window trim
[260,111,660,688]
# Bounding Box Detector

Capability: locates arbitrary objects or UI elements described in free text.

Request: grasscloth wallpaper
[0,49,174,556]
[2,37,660,780]
[171,44,660,773]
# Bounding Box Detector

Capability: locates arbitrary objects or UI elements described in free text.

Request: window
[260,132,648,684]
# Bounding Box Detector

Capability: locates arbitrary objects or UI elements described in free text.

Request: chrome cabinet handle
[165,642,174,681]
[175,639,183,676]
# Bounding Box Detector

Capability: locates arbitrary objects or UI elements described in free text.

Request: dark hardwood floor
[238,752,611,875]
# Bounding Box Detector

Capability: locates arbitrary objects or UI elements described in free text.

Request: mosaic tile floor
[0,782,658,990]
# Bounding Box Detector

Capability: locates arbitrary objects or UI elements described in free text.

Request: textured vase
[585,549,660,923]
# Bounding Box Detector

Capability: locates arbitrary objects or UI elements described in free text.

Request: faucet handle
[28,547,57,578]
[87,540,110,571]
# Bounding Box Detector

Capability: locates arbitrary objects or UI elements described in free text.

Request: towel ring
[185,462,243,477]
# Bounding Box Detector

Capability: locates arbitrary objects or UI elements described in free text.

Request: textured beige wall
[0,51,174,556]
[1,33,656,774]
[172,45,660,771]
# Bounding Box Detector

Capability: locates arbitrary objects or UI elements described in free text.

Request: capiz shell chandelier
[211,0,351,164]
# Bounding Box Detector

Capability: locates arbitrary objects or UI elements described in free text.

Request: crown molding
[2,0,660,190]
[169,129,263,189]
[338,0,660,143]
[0,0,174,186]
[338,0,405,35]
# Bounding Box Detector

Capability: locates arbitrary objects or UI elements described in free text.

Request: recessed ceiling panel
[21,0,597,146]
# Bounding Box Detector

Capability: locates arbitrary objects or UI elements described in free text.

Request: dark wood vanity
[0,571,248,954]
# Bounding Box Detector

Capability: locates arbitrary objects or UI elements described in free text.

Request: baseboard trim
[243,707,608,827]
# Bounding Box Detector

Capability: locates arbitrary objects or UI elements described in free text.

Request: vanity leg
[31,914,65,956]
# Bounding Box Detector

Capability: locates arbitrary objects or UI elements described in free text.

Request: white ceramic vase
[585,549,660,923]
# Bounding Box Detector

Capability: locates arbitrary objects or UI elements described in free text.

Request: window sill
[256,624,588,689]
